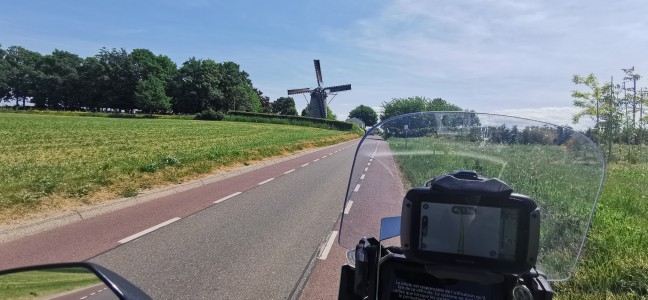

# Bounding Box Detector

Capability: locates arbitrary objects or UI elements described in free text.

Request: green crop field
[0,113,357,224]
[386,137,647,299]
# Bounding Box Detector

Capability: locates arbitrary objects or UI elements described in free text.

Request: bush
[194,109,224,121]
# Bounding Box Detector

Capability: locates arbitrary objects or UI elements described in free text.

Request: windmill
[287,60,351,119]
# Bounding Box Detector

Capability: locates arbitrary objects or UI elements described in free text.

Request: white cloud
[320,0,648,119]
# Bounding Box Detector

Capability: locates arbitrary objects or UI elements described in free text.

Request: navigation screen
[419,202,518,261]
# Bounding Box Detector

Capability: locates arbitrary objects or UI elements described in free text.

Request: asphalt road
[88,142,358,299]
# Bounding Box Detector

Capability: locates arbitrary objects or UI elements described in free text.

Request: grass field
[0,113,357,224]
[553,163,648,299]
[0,267,102,299]
[385,136,646,299]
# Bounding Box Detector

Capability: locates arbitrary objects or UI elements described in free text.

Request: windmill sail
[314,60,323,87]
[325,84,352,93]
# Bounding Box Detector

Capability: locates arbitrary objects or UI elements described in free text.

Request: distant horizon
[2,0,641,131]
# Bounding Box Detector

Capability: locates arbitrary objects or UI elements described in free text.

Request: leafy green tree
[427,98,462,111]
[571,73,623,160]
[326,106,337,120]
[32,50,83,109]
[348,105,377,127]
[2,46,42,107]
[0,46,11,101]
[77,57,106,111]
[271,97,298,115]
[96,48,137,111]
[135,77,171,114]
[170,58,223,114]
[380,96,462,120]
[217,62,260,112]
[255,88,272,113]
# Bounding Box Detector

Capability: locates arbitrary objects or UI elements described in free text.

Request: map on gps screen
[420,203,504,259]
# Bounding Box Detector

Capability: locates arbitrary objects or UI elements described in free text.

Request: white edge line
[360,174,365,180]
[283,169,295,174]
[313,159,320,162]
[258,178,275,185]
[301,163,309,167]
[354,184,361,192]
[214,192,242,204]
[344,201,354,214]
[319,231,338,260]
[118,217,181,244]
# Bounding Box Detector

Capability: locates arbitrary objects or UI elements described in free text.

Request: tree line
[0,45,304,115]
[572,67,648,161]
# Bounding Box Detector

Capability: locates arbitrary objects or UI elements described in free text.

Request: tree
[271,97,298,115]
[380,96,462,120]
[255,88,271,113]
[32,49,83,109]
[348,105,377,127]
[170,58,223,114]
[571,73,623,160]
[0,46,12,101]
[135,77,171,114]
[326,106,337,120]
[96,48,137,111]
[219,61,259,112]
[3,46,42,107]
[77,56,107,111]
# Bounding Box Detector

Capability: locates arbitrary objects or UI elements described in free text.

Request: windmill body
[287,60,351,119]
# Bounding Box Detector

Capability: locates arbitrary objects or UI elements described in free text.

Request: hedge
[226,111,363,133]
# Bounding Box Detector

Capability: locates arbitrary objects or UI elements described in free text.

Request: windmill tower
[287,60,352,119]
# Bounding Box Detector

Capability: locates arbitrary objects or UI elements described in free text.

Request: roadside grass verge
[385,137,646,298]
[553,163,648,299]
[0,268,101,299]
[0,114,357,225]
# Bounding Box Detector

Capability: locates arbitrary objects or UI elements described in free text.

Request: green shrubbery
[194,109,225,121]
[226,111,363,134]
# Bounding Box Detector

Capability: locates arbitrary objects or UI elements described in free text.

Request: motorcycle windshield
[338,112,605,281]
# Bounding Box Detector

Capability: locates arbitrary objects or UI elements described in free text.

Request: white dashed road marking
[284,169,295,174]
[344,201,354,214]
[258,178,274,185]
[319,231,338,260]
[354,184,361,192]
[214,192,242,204]
[301,163,309,167]
[118,217,181,244]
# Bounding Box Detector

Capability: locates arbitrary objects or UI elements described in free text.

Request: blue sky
[2,0,647,129]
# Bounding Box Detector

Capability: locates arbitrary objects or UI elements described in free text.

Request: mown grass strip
[0,114,357,224]
[0,268,101,299]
